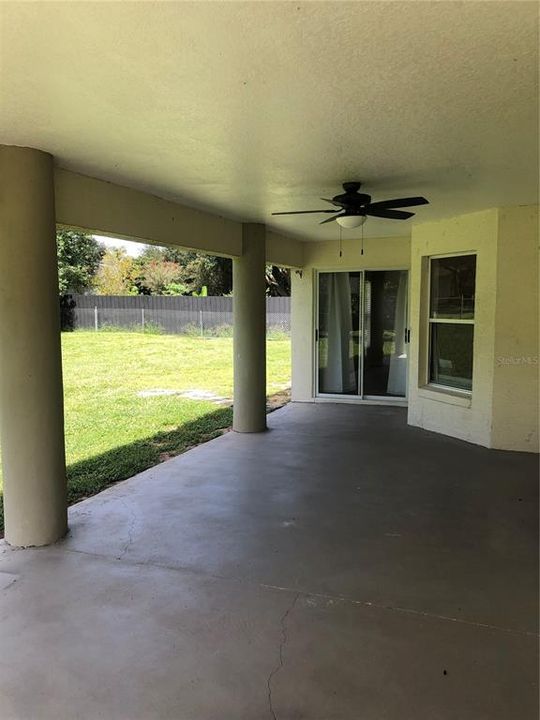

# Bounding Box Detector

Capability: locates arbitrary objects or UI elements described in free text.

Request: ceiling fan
[272,181,429,229]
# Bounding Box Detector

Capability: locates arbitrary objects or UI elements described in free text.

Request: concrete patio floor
[0,403,538,720]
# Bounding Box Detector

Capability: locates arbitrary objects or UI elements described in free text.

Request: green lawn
[0,332,291,534]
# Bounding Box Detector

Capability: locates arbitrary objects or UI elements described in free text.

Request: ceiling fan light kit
[336,214,367,229]
[271,181,429,228]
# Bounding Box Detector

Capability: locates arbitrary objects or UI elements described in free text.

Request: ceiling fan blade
[368,196,428,211]
[321,197,345,207]
[271,209,338,216]
[366,208,414,220]
[320,213,346,225]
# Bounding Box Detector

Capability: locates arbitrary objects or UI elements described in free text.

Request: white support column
[0,146,68,546]
[233,223,267,433]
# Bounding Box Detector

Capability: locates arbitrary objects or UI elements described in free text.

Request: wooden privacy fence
[68,295,291,336]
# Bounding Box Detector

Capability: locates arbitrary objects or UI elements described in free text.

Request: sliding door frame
[314,267,410,406]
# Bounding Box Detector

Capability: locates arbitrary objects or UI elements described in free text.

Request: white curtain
[322,273,356,394]
[387,271,408,396]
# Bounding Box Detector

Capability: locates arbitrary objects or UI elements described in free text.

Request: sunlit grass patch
[0,332,290,534]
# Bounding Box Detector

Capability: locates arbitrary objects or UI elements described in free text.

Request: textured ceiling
[1,1,538,240]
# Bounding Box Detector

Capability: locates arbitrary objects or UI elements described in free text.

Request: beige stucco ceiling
[1,1,538,240]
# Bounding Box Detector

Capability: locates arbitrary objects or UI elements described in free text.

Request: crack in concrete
[0,572,18,592]
[58,547,539,639]
[259,582,540,638]
[266,592,299,720]
[116,501,138,560]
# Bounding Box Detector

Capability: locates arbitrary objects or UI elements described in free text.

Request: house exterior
[291,205,539,452]
[1,147,537,550]
[0,1,537,552]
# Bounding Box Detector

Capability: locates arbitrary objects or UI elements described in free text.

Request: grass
[0,332,291,535]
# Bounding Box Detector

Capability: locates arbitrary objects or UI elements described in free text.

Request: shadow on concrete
[0,406,233,537]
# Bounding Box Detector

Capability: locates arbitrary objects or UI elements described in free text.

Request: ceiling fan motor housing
[333,191,372,212]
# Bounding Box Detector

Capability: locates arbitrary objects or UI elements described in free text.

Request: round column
[233,223,267,432]
[0,146,67,546]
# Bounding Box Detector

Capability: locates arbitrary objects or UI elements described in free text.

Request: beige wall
[491,206,539,451]
[407,209,499,447]
[291,235,411,402]
[407,206,538,451]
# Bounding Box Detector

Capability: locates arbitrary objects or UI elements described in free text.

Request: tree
[94,248,137,295]
[56,230,104,294]
[162,247,233,296]
[266,265,290,296]
[138,245,167,264]
[137,259,182,294]
[132,244,290,296]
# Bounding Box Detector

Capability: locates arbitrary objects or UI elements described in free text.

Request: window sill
[418,385,472,408]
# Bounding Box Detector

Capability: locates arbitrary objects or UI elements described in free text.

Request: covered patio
[0,2,539,718]
[1,403,537,719]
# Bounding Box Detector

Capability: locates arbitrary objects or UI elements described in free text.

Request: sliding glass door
[363,270,408,397]
[318,272,361,395]
[317,270,408,399]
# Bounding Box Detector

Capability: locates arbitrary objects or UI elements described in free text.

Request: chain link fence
[67,295,290,337]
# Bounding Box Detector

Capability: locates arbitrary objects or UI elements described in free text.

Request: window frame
[426,251,477,395]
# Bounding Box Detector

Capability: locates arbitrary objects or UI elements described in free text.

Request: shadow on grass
[0,406,233,537]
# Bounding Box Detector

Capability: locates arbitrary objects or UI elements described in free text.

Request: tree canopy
[149,246,289,296]
[56,230,104,294]
[94,248,138,295]
[56,233,290,297]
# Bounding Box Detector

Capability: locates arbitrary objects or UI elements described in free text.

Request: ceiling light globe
[336,215,367,229]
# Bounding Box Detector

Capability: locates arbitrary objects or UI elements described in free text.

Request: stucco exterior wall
[491,206,539,452]
[407,206,539,451]
[291,235,411,402]
[407,209,499,447]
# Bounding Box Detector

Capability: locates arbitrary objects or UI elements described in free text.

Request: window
[428,254,476,392]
